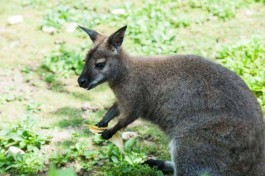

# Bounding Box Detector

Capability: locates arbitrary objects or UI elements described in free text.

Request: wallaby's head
[77,26,127,90]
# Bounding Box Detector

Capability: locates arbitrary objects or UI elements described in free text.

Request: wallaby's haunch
[77,26,265,176]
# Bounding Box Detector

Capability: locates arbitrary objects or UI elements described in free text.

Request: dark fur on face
[77,26,265,176]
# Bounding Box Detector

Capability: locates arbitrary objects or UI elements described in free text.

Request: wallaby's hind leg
[176,143,228,176]
[252,158,265,176]
[143,159,175,173]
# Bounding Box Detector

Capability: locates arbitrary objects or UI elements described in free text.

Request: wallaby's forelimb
[101,113,138,139]
[96,102,119,127]
[143,159,175,173]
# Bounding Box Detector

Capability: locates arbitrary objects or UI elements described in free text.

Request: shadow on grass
[52,106,84,128]
[69,83,112,102]
[41,74,94,102]
[70,92,92,101]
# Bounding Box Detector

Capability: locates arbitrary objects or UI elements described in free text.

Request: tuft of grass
[0,114,50,174]
[52,106,84,128]
[42,5,77,31]
[187,0,248,20]
[41,44,84,77]
[48,164,76,176]
[101,162,164,176]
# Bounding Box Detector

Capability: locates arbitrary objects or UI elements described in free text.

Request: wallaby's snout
[77,75,88,88]
[77,72,106,90]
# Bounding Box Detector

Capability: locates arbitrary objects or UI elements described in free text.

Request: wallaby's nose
[78,77,87,87]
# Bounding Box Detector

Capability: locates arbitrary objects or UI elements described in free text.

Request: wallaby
[77,26,265,176]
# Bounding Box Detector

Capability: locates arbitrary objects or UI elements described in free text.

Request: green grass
[0,0,264,175]
[0,113,50,174]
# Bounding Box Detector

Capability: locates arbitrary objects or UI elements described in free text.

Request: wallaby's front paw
[95,121,108,127]
[101,130,113,140]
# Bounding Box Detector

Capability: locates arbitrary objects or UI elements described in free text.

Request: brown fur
[77,26,265,176]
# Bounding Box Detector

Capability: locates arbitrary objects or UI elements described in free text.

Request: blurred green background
[0,0,264,175]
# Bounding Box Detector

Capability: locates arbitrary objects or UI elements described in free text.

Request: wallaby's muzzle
[78,74,106,90]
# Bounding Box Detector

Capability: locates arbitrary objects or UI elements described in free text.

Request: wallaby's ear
[108,26,127,50]
[79,26,99,42]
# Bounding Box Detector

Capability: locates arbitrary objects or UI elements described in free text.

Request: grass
[0,0,264,175]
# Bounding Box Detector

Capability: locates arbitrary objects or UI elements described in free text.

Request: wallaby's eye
[95,58,106,70]
[95,62,106,70]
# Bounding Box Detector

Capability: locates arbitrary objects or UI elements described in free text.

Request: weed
[49,132,163,175]
[42,5,76,30]
[20,0,45,7]
[94,136,163,175]
[0,113,50,174]
[101,162,164,176]
[25,102,42,114]
[48,164,76,176]
[41,44,84,77]
[187,0,246,20]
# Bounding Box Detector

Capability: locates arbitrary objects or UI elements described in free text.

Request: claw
[101,129,113,140]
[96,121,108,127]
